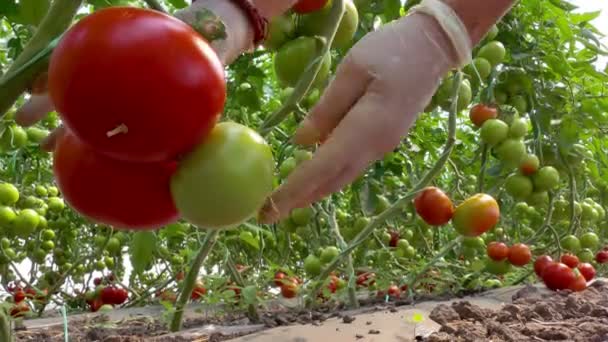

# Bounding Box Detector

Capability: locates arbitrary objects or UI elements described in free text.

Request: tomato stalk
[143,0,167,13]
[0,307,12,342]
[170,230,219,332]
[322,202,358,309]
[225,252,259,322]
[258,0,345,135]
[0,0,83,116]
[477,144,489,193]
[558,150,578,236]
[406,236,462,291]
[306,73,464,304]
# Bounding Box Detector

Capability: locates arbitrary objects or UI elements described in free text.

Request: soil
[425,279,608,342]
[13,281,608,341]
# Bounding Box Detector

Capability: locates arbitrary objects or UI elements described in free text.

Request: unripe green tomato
[561,235,581,253]
[35,185,48,197]
[94,260,106,271]
[279,157,297,178]
[104,256,115,268]
[577,248,595,263]
[41,240,55,251]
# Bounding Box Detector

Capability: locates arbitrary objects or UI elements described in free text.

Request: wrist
[442,0,516,45]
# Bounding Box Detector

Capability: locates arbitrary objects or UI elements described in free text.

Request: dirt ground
[13,279,608,341]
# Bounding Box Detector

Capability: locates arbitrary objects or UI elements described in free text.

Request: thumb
[294,54,371,146]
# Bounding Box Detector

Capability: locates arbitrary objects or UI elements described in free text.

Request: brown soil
[425,280,608,342]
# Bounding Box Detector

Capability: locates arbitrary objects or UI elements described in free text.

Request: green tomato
[495,139,526,168]
[402,229,414,241]
[484,259,512,275]
[47,186,59,197]
[94,260,106,271]
[581,203,599,222]
[0,206,17,227]
[320,246,340,264]
[509,95,528,114]
[578,248,595,263]
[375,195,390,215]
[397,239,410,250]
[274,36,331,88]
[104,256,115,268]
[579,232,600,250]
[505,174,533,199]
[0,125,28,151]
[25,127,49,144]
[561,235,581,253]
[477,41,506,67]
[293,149,313,165]
[41,240,55,251]
[279,157,297,178]
[290,206,314,226]
[485,25,499,40]
[304,254,322,276]
[32,249,47,263]
[264,14,295,51]
[480,119,509,146]
[509,117,528,138]
[34,185,48,197]
[463,236,485,249]
[0,238,9,249]
[14,209,40,237]
[532,166,560,192]
[106,237,121,255]
[41,229,55,241]
[0,183,19,205]
[298,0,359,49]
[171,122,275,229]
[484,279,502,288]
[526,191,548,208]
[403,246,416,258]
[47,197,65,212]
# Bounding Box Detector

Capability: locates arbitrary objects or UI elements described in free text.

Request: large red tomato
[541,262,576,291]
[48,7,226,163]
[53,131,179,229]
[414,187,454,226]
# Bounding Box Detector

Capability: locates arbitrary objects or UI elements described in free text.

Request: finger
[41,125,65,152]
[293,54,372,146]
[15,94,54,127]
[259,93,381,224]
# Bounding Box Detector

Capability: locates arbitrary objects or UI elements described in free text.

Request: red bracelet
[192,0,268,46]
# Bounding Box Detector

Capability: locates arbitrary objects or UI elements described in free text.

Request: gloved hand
[258,0,473,224]
[14,0,266,151]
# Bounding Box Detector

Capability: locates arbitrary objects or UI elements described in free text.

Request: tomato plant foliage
[0,0,607,325]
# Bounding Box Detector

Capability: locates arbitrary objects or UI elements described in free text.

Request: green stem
[307,72,463,303]
[407,236,462,289]
[477,144,488,193]
[0,0,82,116]
[258,0,345,135]
[558,150,577,235]
[170,230,219,332]
[225,252,259,322]
[324,202,358,309]
[143,0,167,12]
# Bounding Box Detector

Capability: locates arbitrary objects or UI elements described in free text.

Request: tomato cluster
[5,283,48,318]
[85,276,128,312]
[534,254,595,292]
[273,271,302,299]
[48,7,278,231]
[267,0,359,91]
[486,242,531,266]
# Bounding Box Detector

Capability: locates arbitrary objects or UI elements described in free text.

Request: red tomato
[508,243,531,266]
[469,104,498,128]
[101,286,118,304]
[486,241,509,261]
[93,277,102,286]
[13,290,25,303]
[568,273,587,292]
[387,285,401,298]
[452,194,500,237]
[191,283,207,300]
[10,302,29,317]
[596,250,608,264]
[389,231,400,248]
[274,271,287,287]
[534,255,553,277]
[176,271,185,281]
[541,262,576,291]
[89,298,104,312]
[414,187,454,226]
[48,7,226,163]
[560,254,579,268]
[293,0,329,13]
[281,279,299,298]
[159,290,177,303]
[53,131,179,229]
[577,263,596,282]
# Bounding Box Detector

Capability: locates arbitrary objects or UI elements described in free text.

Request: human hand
[258,0,473,224]
[14,0,261,151]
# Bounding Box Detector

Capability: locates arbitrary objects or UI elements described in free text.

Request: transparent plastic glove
[258,0,472,224]
[14,0,256,151]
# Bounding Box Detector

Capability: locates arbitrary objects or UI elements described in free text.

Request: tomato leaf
[239,231,259,250]
[129,231,157,275]
[166,0,189,9]
[241,285,257,305]
[359,180,378,217]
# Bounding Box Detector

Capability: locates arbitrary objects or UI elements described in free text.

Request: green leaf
[129,231,157,274]
[166,0,188,9]
[570,11,601,25]
[241,285,257,305]
[239,231,259,250]
[383,0,402,21]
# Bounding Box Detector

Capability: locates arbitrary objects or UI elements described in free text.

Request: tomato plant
[49,7,227,163]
